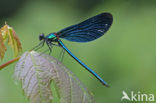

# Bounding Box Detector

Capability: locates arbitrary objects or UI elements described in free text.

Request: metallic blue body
[58,39,109,87]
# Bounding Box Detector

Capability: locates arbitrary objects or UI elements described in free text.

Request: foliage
[0,24,22,60]
[14,51,94,103]
[0,23,94,103]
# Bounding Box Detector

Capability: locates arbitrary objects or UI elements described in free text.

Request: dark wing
[57,13,113,42]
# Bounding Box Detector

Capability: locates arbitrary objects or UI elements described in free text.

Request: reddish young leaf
[0,31,7,59]
[0,24,22,60]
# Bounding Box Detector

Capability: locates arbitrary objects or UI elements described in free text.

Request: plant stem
[0,56,20,70]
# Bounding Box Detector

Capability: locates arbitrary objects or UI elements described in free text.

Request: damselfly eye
[39,33,45,41]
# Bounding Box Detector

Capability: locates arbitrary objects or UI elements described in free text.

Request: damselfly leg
[31,40,45,51]
[57,48,65,64]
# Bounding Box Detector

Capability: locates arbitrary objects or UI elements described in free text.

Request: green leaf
[14,51,94,103]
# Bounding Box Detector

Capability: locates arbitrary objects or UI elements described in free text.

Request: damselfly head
[39,33,45,41]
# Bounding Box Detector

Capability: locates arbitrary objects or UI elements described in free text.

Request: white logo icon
[121,91,130,101]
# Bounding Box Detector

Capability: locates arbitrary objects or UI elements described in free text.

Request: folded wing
[57,13,113,42]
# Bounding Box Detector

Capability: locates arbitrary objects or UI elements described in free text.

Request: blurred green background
[0,0,156,103]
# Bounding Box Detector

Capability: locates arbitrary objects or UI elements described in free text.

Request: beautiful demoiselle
[34,13,113,87]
